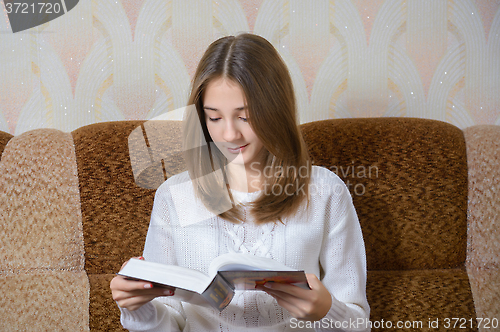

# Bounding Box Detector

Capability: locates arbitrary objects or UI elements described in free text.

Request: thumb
[120,256,144,271]
[305,273,321,290]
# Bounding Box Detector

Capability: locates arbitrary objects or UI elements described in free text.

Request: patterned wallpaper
[0,0,499,135]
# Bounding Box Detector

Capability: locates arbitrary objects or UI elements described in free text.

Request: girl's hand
[110,257,175,311]
[256,273,332,321]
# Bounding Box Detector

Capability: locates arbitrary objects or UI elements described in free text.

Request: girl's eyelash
[208,117,247,122]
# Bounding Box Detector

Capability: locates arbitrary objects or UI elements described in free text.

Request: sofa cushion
[301,118,468,271]
[301,118,477,327]
[367,269,477,329]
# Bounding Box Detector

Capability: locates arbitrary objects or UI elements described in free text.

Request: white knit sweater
[119,166,370,331]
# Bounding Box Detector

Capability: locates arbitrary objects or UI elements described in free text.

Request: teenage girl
[111,33,370,332]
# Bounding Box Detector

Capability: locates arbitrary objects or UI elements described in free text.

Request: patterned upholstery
[0,130,12,158]
[463,125,500,327]
[0,130,89,331]
[301,118,468,271]
[0,118,498,331]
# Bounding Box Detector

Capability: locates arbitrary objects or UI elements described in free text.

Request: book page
[209,253,296,275]
[118,258,212,294]
[219,270,310,290]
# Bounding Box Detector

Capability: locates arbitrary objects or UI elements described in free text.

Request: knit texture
[119,166,370,331]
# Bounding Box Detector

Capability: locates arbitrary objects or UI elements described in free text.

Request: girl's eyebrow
[203,106,247,112]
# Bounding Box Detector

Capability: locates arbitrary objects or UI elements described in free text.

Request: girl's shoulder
[310,165,344,185]
[155,171,216,227]
[155,170,192,198]
[158,170,190,188]
[308,165,352,200]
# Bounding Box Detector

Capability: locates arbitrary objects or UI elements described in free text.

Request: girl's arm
[316,179,370,331]
[259,173,370,331]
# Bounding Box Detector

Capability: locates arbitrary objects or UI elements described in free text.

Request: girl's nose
[223,120,241,142]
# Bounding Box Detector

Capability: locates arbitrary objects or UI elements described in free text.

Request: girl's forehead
[203,79,247,106]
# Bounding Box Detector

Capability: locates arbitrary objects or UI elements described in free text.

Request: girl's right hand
[110,257,175,311]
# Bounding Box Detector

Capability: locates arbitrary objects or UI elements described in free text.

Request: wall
[0,0,499,135]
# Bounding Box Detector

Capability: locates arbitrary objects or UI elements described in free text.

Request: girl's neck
[226,161,264,193]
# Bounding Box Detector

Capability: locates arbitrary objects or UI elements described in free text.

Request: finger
[112,275,176,292]
[111,277,175,302]
[257,275,332,321]
[259,287,310,319]
[261,282,310,299]
[305,273,322,290]
[120,256,144,271]
[113,287,173,300]
[259,285,305,307]
[111,275,153,292]
[116,294,157,311]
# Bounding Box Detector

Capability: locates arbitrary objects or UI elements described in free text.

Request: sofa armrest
[0,129,89,331]
[464,125,500,324]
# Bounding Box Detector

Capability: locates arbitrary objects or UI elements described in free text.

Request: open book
[118,253,309,311]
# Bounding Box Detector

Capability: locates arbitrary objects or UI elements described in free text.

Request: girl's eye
[208,118,220,122]
[240,117,248,122]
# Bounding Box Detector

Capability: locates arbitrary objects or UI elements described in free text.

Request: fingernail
[139,256,145,260]
[144,283,152,289]
[164,290,174,295]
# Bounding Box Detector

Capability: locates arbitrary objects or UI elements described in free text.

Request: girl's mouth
[227,144,249,154]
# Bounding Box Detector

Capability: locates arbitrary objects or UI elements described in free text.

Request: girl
[111,33,370,331]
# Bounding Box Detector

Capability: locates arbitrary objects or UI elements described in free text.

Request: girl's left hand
[256,273,332,321]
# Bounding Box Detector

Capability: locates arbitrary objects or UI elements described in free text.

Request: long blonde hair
[184,33,311,224]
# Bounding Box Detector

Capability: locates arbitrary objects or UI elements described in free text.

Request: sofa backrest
[72,120,186,274]
[71,118,469,273]
[301,118,468,271]
[0,130,12,157]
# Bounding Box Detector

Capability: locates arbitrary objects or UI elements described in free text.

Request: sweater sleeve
[119,300,185,332]
[118,181,187,332]
[316,175,370,332]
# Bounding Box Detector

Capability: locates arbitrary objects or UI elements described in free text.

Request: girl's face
[203,78,266,169]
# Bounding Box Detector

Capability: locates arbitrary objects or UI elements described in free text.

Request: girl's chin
[226,154,245,165]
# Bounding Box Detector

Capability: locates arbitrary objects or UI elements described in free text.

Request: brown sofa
[0,118,498,331]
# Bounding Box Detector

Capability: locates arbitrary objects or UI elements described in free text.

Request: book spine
[201,273,234,311]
